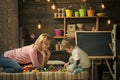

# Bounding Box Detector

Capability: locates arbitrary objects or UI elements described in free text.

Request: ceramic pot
[87,9,95,17]
[79,9,86,17]
[54,29,62,36]
[65,9,72,17]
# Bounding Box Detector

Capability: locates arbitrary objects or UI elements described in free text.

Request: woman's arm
[29,49,40,67]
[40,50,51,66]
[44,50,51,64]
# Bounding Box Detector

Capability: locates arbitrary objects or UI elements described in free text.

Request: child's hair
[61,38,76,49]
[34,33,51,48]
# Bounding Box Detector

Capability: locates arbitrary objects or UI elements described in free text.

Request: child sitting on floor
[61,38,91,73]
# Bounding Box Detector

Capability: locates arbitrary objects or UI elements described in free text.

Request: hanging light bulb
[83,0,86,2]
[51,1,56,10]
[101,3,105,9]
[107,19,111,24]
[51,4,55,10]
[101,0,105,9]
[47,0,50,2]
[37,20,42,29]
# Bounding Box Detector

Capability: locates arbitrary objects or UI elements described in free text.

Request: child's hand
[64,63,74,72]
[64,63,69,68]
[67,69,73,72]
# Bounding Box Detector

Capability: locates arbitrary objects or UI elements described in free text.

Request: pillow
[47,60,65,65]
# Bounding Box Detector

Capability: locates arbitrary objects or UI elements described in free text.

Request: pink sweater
[4,44,43,67]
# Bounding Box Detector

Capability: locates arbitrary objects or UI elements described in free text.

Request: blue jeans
[0,54,22,73]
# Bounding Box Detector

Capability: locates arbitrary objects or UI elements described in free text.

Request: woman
[0,33,51,73]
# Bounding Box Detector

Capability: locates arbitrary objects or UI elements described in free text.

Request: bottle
[59,44,63,51]
[55,43,59,51]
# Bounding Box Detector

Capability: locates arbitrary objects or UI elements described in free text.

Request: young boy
[61,38,91,72]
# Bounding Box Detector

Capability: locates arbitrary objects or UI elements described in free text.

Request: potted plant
[87,7,95,17]
[79,3,87,17]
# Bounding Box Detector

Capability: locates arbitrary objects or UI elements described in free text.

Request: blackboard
[76,31,113,56]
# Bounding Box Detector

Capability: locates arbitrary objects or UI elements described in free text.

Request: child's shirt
[4,44,43,67]
[71,46,91,68]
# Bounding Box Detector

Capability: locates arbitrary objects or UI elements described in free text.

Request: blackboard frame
[116,25,120,56]
[75,31,113,56]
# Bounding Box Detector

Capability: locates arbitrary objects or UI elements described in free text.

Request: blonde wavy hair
[34,33,51,50]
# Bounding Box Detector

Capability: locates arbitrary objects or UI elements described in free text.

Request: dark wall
[104,0,120,23]
[18,0,120,46]
[0,0,19,53]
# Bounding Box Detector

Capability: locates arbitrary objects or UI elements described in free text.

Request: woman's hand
[45,50,51,56]
[40,50,46,56]
[41,49,51,56]
[40,50,51,66]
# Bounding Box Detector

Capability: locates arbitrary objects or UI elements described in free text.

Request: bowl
[96,13,105,16]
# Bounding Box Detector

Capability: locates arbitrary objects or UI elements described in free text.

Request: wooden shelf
[54,16,109,39]
[54,16,108,19]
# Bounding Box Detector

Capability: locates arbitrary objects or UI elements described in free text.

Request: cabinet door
[0,0,19,54]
